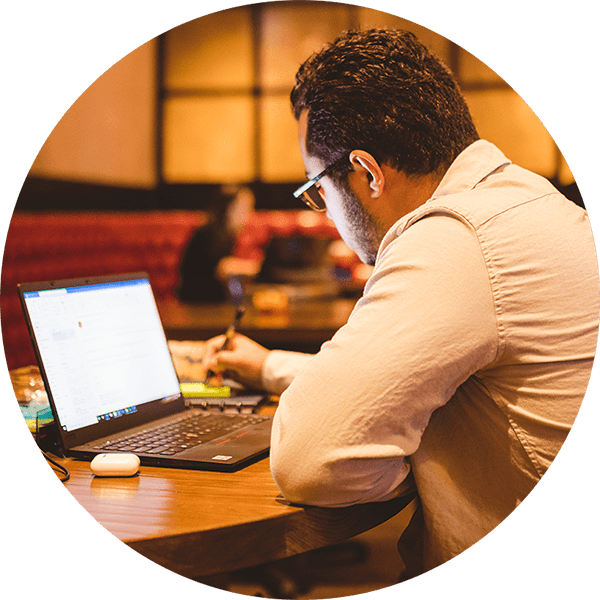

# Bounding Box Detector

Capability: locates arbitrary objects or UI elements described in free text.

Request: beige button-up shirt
[263,140,599,569]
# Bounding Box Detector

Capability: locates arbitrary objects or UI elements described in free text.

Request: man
[203,29,599,575]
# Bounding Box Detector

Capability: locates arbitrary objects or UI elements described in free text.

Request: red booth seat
[234,210,340,260]
[1,209,346,370]
[1,211,207,370]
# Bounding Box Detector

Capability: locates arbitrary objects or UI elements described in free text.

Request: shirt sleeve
[269,213,499,507]
[261,350,314,395]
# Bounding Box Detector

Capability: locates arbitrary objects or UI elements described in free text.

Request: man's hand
[202,333,269,390]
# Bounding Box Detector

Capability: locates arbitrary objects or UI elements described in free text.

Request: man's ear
[349,150,384,197]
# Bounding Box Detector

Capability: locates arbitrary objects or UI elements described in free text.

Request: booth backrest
[1,209,342,370]
[1,211,206,370]
[234,210,340,260]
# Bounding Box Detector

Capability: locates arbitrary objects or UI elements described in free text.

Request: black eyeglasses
[293,155,348,212]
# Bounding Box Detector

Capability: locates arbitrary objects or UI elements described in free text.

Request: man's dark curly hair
[291,28,479,180]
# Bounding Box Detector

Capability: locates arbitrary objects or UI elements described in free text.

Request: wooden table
[56,454,414,580]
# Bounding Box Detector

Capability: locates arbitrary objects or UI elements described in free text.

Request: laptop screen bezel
[17,272,186,452]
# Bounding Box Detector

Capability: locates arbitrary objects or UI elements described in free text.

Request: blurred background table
[160,295,358,354]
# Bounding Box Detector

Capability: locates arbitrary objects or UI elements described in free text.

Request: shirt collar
[378,140,511,256]
[430,139,512,199]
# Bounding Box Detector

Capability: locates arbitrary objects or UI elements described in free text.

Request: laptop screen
[21,276,181,433]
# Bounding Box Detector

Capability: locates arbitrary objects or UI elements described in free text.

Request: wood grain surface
[56,455,414,578]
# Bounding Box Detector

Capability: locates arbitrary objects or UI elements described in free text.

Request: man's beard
[338,184,383,266]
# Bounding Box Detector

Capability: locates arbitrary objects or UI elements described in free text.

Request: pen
[204,305,245,383]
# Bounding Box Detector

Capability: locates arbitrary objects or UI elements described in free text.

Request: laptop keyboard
[94,411,269,456]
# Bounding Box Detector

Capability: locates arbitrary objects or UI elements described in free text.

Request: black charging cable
[42,450,70,483]
[32,407,70,482]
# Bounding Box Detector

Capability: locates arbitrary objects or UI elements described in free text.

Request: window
[159,2,571,190]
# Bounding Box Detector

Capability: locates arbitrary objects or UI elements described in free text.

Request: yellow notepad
[180,382,231,398]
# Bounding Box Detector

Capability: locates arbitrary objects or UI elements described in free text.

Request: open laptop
[17,272,272,472]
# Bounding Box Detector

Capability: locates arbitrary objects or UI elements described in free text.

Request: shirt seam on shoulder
[403,206,506,365]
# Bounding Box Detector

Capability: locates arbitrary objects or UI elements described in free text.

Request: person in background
[203,29,599,577]
[178,185,255,303]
